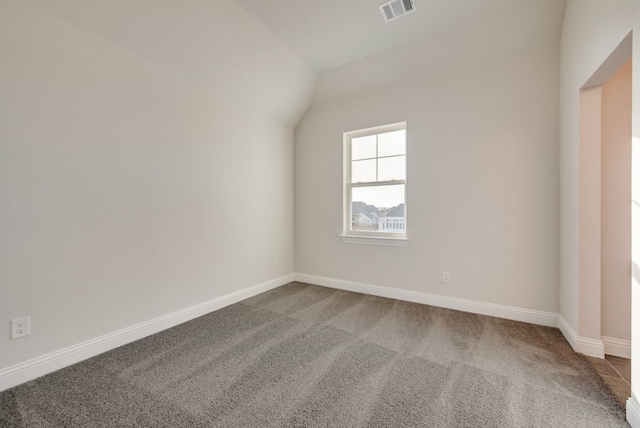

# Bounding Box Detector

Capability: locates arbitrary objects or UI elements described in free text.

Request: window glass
[351,159,377,183]
[377,156,405,181]
[351,185,405,233]
[351,135,377,160]
[377,130,406,157]
[345,122,407,238]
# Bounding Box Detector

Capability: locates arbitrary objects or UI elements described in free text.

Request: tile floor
[586,355,631,406]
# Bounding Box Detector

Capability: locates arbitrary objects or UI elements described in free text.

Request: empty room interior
[1,0,640,426]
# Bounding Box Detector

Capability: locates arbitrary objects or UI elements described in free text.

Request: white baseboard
[295,273,558,328]
[0,274,294,392]
[576,336,606,359]
[558,315,579,350]
[2,272,624,393]
[557,315,605,358]
[628,396,640,427]
[602,336,631,359]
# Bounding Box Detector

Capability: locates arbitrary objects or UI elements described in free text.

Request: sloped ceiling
[311,0,567,104]
[22,0,567,116]
[235,0,567,104]
[235,0,565,72]
[22,0,316,125]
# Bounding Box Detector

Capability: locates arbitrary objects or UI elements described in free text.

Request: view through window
[345,122,406,238]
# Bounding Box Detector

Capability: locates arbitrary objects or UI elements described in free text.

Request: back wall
[295,42,560,314]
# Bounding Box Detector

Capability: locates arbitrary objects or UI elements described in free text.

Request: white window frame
[340,122,408,247]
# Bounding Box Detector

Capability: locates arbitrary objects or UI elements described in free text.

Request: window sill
[339,235,408,247]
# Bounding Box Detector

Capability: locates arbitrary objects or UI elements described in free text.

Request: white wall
[577,86,603,344]
[0,0,314,371]
[559,0,640,422]
[559,0,638,338]
[601,59,632,343]
[295,41,560,313]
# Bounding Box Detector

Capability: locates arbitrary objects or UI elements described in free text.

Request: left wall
[0,0,314,379]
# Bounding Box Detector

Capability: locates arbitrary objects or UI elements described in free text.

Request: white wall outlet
[442,271,451,283]
[11,316,31,340]
[273,258,279,268]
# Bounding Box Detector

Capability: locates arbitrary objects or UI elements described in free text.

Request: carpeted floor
[0,282,629,427]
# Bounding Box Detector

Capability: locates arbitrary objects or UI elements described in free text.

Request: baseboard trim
[576,336,606,358]
[628,396,640,427]
[558,315,578,350]
[557,315,605,358]
[0,274,294,392]
[295,273,558,328]
[602,336,631,359]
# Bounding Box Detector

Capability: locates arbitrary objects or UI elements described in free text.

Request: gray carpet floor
[0,282,629,427]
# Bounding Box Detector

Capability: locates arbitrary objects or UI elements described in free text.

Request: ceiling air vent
[379,0,416,22]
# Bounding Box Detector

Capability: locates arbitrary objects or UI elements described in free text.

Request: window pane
[351,184,405,233]
[351,159,376,183]
[378,130,405,157]
[351,135,377,160]
[378,155,405,181]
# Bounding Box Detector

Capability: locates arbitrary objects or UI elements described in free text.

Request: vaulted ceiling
[236,0,567,71]
[22,0,568,110]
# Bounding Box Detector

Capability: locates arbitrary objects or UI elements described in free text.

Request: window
[342,122,407,246]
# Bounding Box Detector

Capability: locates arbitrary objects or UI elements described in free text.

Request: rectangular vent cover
[379,0,416,22]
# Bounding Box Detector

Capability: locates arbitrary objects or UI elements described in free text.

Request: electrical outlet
[11,316,31,340]
[273,258,279,268]
[442,271,451,283]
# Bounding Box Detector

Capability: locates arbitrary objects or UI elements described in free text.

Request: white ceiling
[23,0,568,110]
[234,0,554,71]
[22,0,316,124]
[311,0,567,103]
